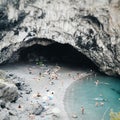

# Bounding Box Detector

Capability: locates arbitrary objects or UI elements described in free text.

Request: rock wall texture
[0,70,18,102]
[0,0,120,76]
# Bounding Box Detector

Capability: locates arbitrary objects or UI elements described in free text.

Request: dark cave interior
[18,42,98,70]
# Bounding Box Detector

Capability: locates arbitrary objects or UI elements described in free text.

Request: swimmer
[100,102,104,106]
[95,102,99,107]
[95,80,99,86]
[94,97,107,102]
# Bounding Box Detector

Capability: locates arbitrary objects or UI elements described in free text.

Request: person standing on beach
[81,106,84,114]
[28,67,32,74]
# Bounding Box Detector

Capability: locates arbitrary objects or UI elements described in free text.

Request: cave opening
[16,42,98,71]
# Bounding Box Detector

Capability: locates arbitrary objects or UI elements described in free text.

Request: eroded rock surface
[0,0,120,76]
[0,71,18,102]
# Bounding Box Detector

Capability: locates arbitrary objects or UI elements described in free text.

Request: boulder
[0,100,6,108]
[32,103,44,115]
[0,79,18,102]
[0,70,6,79]
[25,102,44,115]
[0,109,10,120]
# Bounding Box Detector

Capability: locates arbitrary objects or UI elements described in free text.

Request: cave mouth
[15,42,98,70]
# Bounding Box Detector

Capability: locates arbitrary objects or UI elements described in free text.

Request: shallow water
[64,74,120,120]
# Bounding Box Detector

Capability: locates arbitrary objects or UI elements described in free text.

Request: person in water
[100,102,104,106]
[95,80,99,86]
[95,102,99,107]
[94,97,108,102]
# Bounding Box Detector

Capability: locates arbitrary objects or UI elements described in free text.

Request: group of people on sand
[41,65,60,80]
[28,65,105,119]
[28,65,61,82]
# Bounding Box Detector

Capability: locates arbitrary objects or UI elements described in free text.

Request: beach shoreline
[63,72,93,120]
[0,62,93,120]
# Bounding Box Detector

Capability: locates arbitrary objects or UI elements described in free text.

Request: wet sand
[0,62,92,120]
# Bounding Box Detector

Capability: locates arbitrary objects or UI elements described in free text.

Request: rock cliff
[0,0,120,76]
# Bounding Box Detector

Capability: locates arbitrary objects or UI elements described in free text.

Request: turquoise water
[64,74,120,120]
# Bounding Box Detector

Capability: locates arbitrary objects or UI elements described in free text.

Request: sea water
[64,74,120,120]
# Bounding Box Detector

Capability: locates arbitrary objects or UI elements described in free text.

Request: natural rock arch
[0,0,120,76]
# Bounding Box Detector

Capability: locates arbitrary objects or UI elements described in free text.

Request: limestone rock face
[0,0,120,76]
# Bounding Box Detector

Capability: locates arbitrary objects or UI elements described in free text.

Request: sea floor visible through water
[64,74,120,120]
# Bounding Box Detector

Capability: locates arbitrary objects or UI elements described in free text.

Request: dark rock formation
[0,0,120,76]
[0,71,18,102]
[32,103,44,115]
[24,102,44,116]
[0,80,18,102]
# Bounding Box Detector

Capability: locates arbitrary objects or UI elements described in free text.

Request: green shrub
[36,61,43,66]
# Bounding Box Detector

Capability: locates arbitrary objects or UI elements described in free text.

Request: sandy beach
[0,62,92,120]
